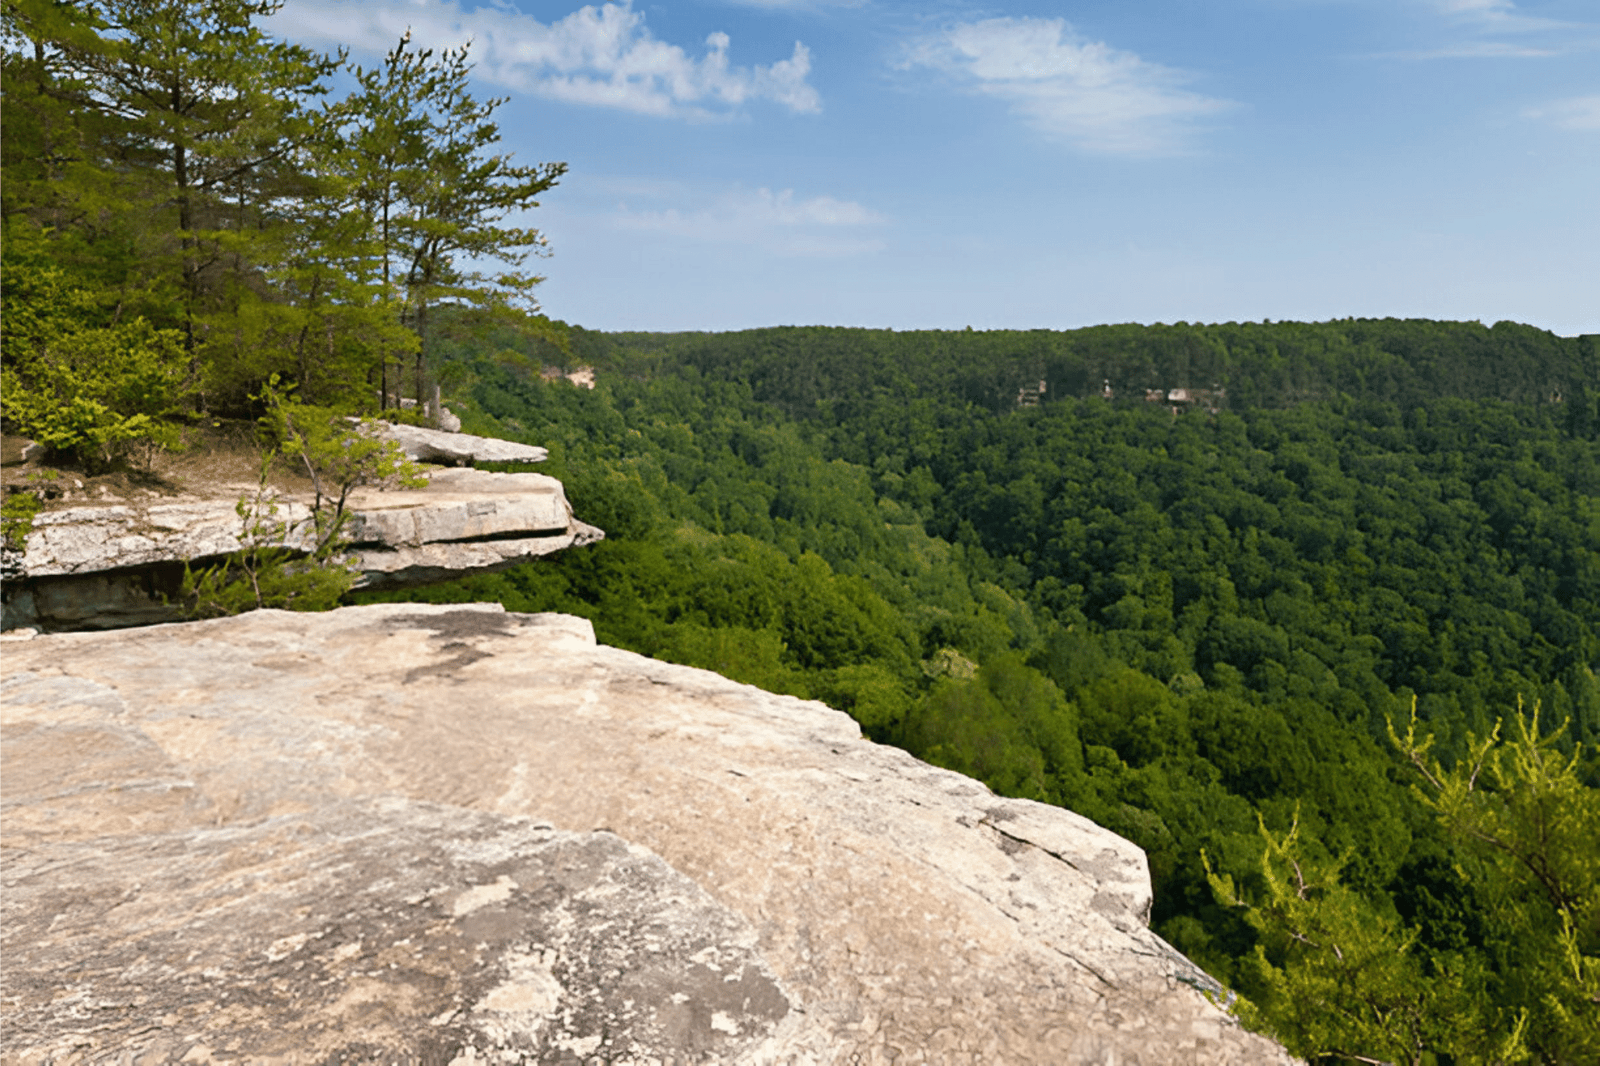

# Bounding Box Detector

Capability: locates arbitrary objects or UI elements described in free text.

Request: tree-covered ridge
[594,320,1600,422]
[367,315,1599,1062]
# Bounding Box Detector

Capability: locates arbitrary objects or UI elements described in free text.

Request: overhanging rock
[1,466,602,632]
[344,467,603,589]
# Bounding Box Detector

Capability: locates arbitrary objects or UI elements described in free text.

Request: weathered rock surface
[0,434,46,465]
[379,422,548,466]
[0,604,1294,1064]
[1,799,822,1063]
[1,469,601,632]
[386,398,464,432]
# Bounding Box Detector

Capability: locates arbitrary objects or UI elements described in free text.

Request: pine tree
[349,35,565,406]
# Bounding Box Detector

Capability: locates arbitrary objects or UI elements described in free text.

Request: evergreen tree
[340,33,565,406]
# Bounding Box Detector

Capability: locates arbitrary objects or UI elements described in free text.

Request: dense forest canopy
[3,3,1597,1061]
[375,315,1600,1064]
[603,319,1599,416]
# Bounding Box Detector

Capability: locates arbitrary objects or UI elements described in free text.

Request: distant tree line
[607,320,1599,419]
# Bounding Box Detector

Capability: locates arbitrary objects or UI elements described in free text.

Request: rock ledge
[2,464,602,631]
[0,603,1293,1064]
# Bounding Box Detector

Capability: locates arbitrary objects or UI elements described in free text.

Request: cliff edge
[0,603,1292,1064]
[1,424,602,632]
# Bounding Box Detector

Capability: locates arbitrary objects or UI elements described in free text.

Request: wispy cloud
[1383,0,1592,59]
[1396,40,1560,58]
[613,186,886,256]
[904,17,1230,155]
[1432,0,1515,17]
[1524,94,1600,130]
[270,0,820,118]
[1427,0,1562,30]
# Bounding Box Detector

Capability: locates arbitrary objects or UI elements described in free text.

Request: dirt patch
[1,422,322,512]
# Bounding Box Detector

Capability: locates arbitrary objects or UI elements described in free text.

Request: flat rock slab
[19,497,316,576]
[344,469,573,547]
[354,519,606,590]
[0,604,1294,1065]
[1,797,821,1064]
[377,423,548,466]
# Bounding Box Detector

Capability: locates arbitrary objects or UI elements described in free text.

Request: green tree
[1207,810,1520,1066]
[182,383,427,616]
[260,379,428,548]
[180,457,354,617]
[337,30,441,407]
[348,33,566,405]
[0,0,113,228]
[47,0,340,371]
[1391,703,1600,1064]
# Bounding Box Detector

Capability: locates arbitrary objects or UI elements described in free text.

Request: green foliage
[1,230,188,469]
[1392,703,1600,1064]
[654,623,798,695]
[258,378,427,551]
[900,654,1086,804]
[1,482,45,551]
[1202,701,1600,1064]
[180,459,357,618]
[631,321,1595,418]
[1206,812,1520,1066]
[179,388,426,618]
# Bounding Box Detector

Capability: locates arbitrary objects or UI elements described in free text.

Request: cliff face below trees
[0,603,1293,1064]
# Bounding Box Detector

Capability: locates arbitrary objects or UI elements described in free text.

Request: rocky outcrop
[387,397,464,432]
[379,422,547,466]
[0,603,1294,1064]
[347,468,603,587]
[1,430,601,632]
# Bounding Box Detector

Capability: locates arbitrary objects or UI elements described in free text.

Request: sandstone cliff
[1,425,601,632]
[0,603,1293,1064]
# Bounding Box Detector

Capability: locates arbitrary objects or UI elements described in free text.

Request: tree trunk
[379,195,392,410]
[414,297,427,406]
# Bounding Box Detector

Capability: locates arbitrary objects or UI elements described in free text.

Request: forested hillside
[367,317,1600,1064]
[4,3,1595,1059]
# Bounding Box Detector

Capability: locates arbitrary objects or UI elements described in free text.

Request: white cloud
[1427,0,1574,35]
[1371,0,1593,61]
[905,17,1230,155]
[1394,40,1560,58]
[1432,0,1516,16]
[613,187,885,256]
[1524,94,1600,130]
[270,0,819,117]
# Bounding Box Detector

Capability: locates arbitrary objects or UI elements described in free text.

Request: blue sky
[272,0,1599,335]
